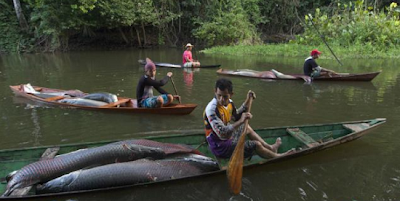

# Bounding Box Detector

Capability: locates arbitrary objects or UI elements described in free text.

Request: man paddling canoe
[304,49,337,79]
[136,58,180,108]
[204,78,294,159]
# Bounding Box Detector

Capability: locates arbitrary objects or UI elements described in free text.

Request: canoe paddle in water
[170,77,181,103]
[227,92,254,195]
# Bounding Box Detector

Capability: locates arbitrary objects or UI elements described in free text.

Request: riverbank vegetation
[203,1,400,59]
[1,0,399,58]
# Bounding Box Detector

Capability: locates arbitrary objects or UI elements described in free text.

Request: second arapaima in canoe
[10,84,197,115]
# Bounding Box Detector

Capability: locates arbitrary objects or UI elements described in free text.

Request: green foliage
[193,0,261,46]
[201,43,400,59]
[241,0,266,25]
[0,1,26,52]
[202,44,315,57]
[256,0,299,34]
[27,0,98,51]
[296,0,400,52]
[97,0,157,27]
[2,0,400,53]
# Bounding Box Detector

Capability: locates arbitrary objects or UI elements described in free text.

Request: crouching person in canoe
[183,43,200,67]
[136,58,180,108]
[204,78,294,159]
[304,49,337,79]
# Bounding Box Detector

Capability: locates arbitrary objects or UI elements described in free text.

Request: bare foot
[271,137,282,153]
[276,148,296,157]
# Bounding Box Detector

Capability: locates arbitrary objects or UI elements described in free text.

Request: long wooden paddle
[226,93,254,195]
[170,77,181,103]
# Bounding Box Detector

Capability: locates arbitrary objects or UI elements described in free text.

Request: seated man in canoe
[183,43,200,67]
[204,78,294,159]
[304,49,336,78]
[136,58,179,108]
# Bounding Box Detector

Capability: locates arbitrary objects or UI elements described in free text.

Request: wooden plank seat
[10,147,60,196]
[100,98,131,108]
[343,123,370,132]
[286,128,319,148]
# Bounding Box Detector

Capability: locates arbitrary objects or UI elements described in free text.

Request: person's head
[215,78,233,106]
[144,58,156,77]
[185,43,193,51]
[310,49,321,59]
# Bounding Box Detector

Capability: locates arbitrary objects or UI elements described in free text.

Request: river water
[0,48,399,201]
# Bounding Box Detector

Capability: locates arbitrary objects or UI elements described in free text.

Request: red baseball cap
[310,49,322,56]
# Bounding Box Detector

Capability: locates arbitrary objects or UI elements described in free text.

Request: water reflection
[302,84,320,114]
[13,96,51,108]
[30,107,42,146]
[183,68,200,93]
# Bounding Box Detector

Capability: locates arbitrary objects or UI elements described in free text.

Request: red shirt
[182,50,192,64]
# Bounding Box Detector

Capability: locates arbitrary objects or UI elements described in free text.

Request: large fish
[58,98,108,107]
[21,84,85,98]
[37,154,219,193]
[3,139,200,196]
[36,90,86,98]
[82,92,118,103]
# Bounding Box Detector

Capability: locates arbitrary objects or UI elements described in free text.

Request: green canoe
[0,118,386,200]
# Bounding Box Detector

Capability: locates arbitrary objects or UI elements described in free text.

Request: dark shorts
[311,68,321,78]
[206,125,257,159]
[141,94,169,108]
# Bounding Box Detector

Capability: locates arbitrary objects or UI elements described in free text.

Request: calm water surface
[0,48,400,200]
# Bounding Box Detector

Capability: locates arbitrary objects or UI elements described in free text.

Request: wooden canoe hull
[0,118,386,200]
[138,59,221,68]
[217,69,380,81]
[10,85,197,115]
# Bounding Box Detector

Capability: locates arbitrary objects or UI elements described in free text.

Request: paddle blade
[226,137,245,195]
[226,125,248,195]
[226,93,253,195]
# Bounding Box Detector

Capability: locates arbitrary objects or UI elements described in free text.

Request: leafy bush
[192,0,261,46]
[0,1,25,52]
[296,0,400,51]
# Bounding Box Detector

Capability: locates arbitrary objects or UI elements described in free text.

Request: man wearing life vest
[203,78,294,159]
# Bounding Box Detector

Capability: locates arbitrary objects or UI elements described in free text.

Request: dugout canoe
[9,85,197,115]
[0,118,386,200]
[217,69,380,81]
[138,59,221,68]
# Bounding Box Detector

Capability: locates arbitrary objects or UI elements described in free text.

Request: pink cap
[144,58,156,71]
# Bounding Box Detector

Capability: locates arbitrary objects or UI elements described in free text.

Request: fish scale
[3,139,199,196]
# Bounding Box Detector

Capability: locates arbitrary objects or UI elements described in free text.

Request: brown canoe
[217,69,380,81]
[10,85,197,115]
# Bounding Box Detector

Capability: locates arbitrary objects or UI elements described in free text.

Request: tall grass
[201,43,400,59]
